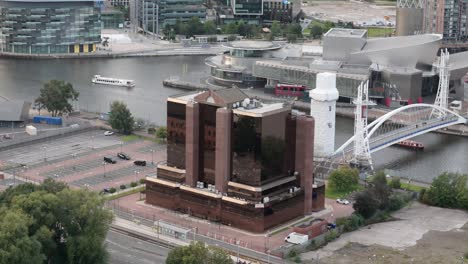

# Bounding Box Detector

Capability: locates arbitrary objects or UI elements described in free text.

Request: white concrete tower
[309,72,339,159]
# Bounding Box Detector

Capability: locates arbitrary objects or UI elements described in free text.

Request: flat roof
[324,28,367,38]
[223,41,282,51]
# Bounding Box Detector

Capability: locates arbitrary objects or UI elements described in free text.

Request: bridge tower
[352,80,374,169]
[309,72,339,160]
[432,49,450,118]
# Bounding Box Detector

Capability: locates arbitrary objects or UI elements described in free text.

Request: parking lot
[0,130,166,191]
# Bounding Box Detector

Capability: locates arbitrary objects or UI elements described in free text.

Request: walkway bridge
[334,104,467,157]
[315,104,467,177]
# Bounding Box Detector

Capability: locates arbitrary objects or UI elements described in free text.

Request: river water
[0,57,466,183]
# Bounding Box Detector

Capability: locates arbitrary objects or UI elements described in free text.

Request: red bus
[275,83,307,97]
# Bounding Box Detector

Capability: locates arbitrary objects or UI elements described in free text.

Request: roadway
[107,228,170,264]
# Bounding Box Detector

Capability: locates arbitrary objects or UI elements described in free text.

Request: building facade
[423,0,468,42]
[137,0,206,30]
[145,88,325,233]
[0,0,101,54]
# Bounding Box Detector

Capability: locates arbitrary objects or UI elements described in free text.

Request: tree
[328,167,359,193]
[270,21,282,38]
[353,190,379,218]
[34,80,79,117]
[186,17,205,37]
[0,209,43,264]
[223,22,238,35]
[204,20,217,35]
[310,25,323,39]
[109,101,134,135]
[422,172,468,209]
[389,177,401,189]
[286,23,302,38]
[166,242,233,264]
[156,126,167,140]
[0,180,113,264]
[370,171,392,210]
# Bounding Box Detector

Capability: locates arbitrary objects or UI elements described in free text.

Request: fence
[105,200,285,260]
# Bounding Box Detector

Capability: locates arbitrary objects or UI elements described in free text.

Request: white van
[284,232,308,245]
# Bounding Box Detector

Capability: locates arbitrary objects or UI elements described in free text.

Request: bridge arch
[334,103,466,156]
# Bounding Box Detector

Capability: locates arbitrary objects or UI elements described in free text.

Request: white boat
[91,75,135,87]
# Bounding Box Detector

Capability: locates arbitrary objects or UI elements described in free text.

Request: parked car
[117,152,131,160]
[134,160,146,166]
[104,131,114,136]
[336,198,350,205]
[103,188,111,193]
[284,232,308,245]
[327,223,337,229]
[103,156,117,164]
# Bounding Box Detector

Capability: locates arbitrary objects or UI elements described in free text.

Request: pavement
[0,131,166,192]
[300,202,468,261]
[107,227,171,264]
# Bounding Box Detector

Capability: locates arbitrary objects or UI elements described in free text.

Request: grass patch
[366,27,394,37]
[400,182,424,192]
[105,186,145,200]
[325,185,363,199]
[121,134,142,142]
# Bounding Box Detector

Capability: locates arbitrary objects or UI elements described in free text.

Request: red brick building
[145,88,325,233]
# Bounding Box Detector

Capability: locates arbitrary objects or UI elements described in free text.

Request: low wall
[0,124,96,152]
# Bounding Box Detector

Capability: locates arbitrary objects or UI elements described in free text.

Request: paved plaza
[0,130,166,191]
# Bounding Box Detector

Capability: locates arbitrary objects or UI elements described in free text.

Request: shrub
[109,187,116,193]
[365,211,391,225]
[353,190,379,218]
[139,178,146,184]
[388,194,406,211]
[156,126,167,140]
[306,240,319,251]
[120,184,126,190]
[287,248,299,259]
[389,177,401,189]
[328,167,360,193]
[464,251,468,260]
[130,182,138,188]
[293,255,302,263]
[325,229,337,243]
[147,127,156,134]
[336,214,364,232]
[423,172,468,209]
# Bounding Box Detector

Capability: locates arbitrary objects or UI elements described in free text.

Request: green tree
[34,80,79,117]
[310,25,323,39]
[0,209,43,264]
[0,180,113,264]
[286,23,302,37]
[371,171,392,210]
[223,22,238,35]
[166,242,233,264]
[270,21,282,38]
[353,190,379,218]
[328,167,359,193]
[389,177,401,189]
[186,17,205,37]
[423,172,468,209]
[109,101,134,135]
[204,20,217,35]
[156,126,167,140]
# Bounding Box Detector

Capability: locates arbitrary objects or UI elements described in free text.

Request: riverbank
[0,46,226,59]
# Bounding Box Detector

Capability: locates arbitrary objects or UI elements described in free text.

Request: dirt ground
[318,222,468,263]
[302,0,396,25]
[301,203,468,264]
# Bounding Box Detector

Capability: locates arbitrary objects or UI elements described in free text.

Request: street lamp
[103,162,107,177]
[134,170,140,182]
[120,141,123,153]
[72,153,77,170]
[151,149,154,165]
[43,146,47,161]
[236,240,240,262]
[265,234,270,264]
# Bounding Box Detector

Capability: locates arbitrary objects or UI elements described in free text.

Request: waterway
[0,57,466,183]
